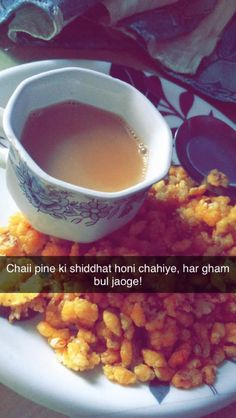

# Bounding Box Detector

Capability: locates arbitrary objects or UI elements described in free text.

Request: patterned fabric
[120,0,236,102]
[0,0,98,40]
[0,0,236,103]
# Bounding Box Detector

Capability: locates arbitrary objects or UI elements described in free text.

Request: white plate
[0,59,236,418]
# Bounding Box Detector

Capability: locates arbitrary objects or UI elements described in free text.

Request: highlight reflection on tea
[21,101,148,192]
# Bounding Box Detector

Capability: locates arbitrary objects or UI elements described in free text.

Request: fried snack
[1,166,236,388]
[37,293,236,388]
[0,293,39,306]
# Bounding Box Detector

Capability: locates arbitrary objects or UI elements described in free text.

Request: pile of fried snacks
[1,167,236,388]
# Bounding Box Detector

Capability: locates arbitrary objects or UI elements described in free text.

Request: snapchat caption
[2,256,234,293]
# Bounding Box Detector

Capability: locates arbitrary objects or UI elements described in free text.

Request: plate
[0,59,236,418]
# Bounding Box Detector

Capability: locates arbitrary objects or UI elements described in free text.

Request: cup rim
[3,66,172,199]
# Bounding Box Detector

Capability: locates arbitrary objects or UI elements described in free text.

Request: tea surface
[21,101,147,192]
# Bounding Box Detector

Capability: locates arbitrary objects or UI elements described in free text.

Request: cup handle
[0,107,9,169]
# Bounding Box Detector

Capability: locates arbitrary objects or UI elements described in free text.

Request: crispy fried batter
[1,167,236,388]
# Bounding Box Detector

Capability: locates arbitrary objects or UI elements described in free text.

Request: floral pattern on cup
[9,149,145,227]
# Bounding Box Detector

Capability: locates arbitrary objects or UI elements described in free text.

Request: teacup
[0,67,172,243]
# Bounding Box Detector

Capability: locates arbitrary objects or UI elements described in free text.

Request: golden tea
[21,101,148,192]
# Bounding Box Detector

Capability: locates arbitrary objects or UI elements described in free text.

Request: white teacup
[0,67,172,243]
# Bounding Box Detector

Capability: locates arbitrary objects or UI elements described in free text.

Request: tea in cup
[0,67,172,242]
[21,101,148,193]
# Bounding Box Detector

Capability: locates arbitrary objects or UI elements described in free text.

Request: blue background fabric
[0,0,99,38]
[0,0,98,24]
[0,0,235,103]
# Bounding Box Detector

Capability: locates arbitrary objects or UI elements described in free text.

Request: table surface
[0,26,236,418]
